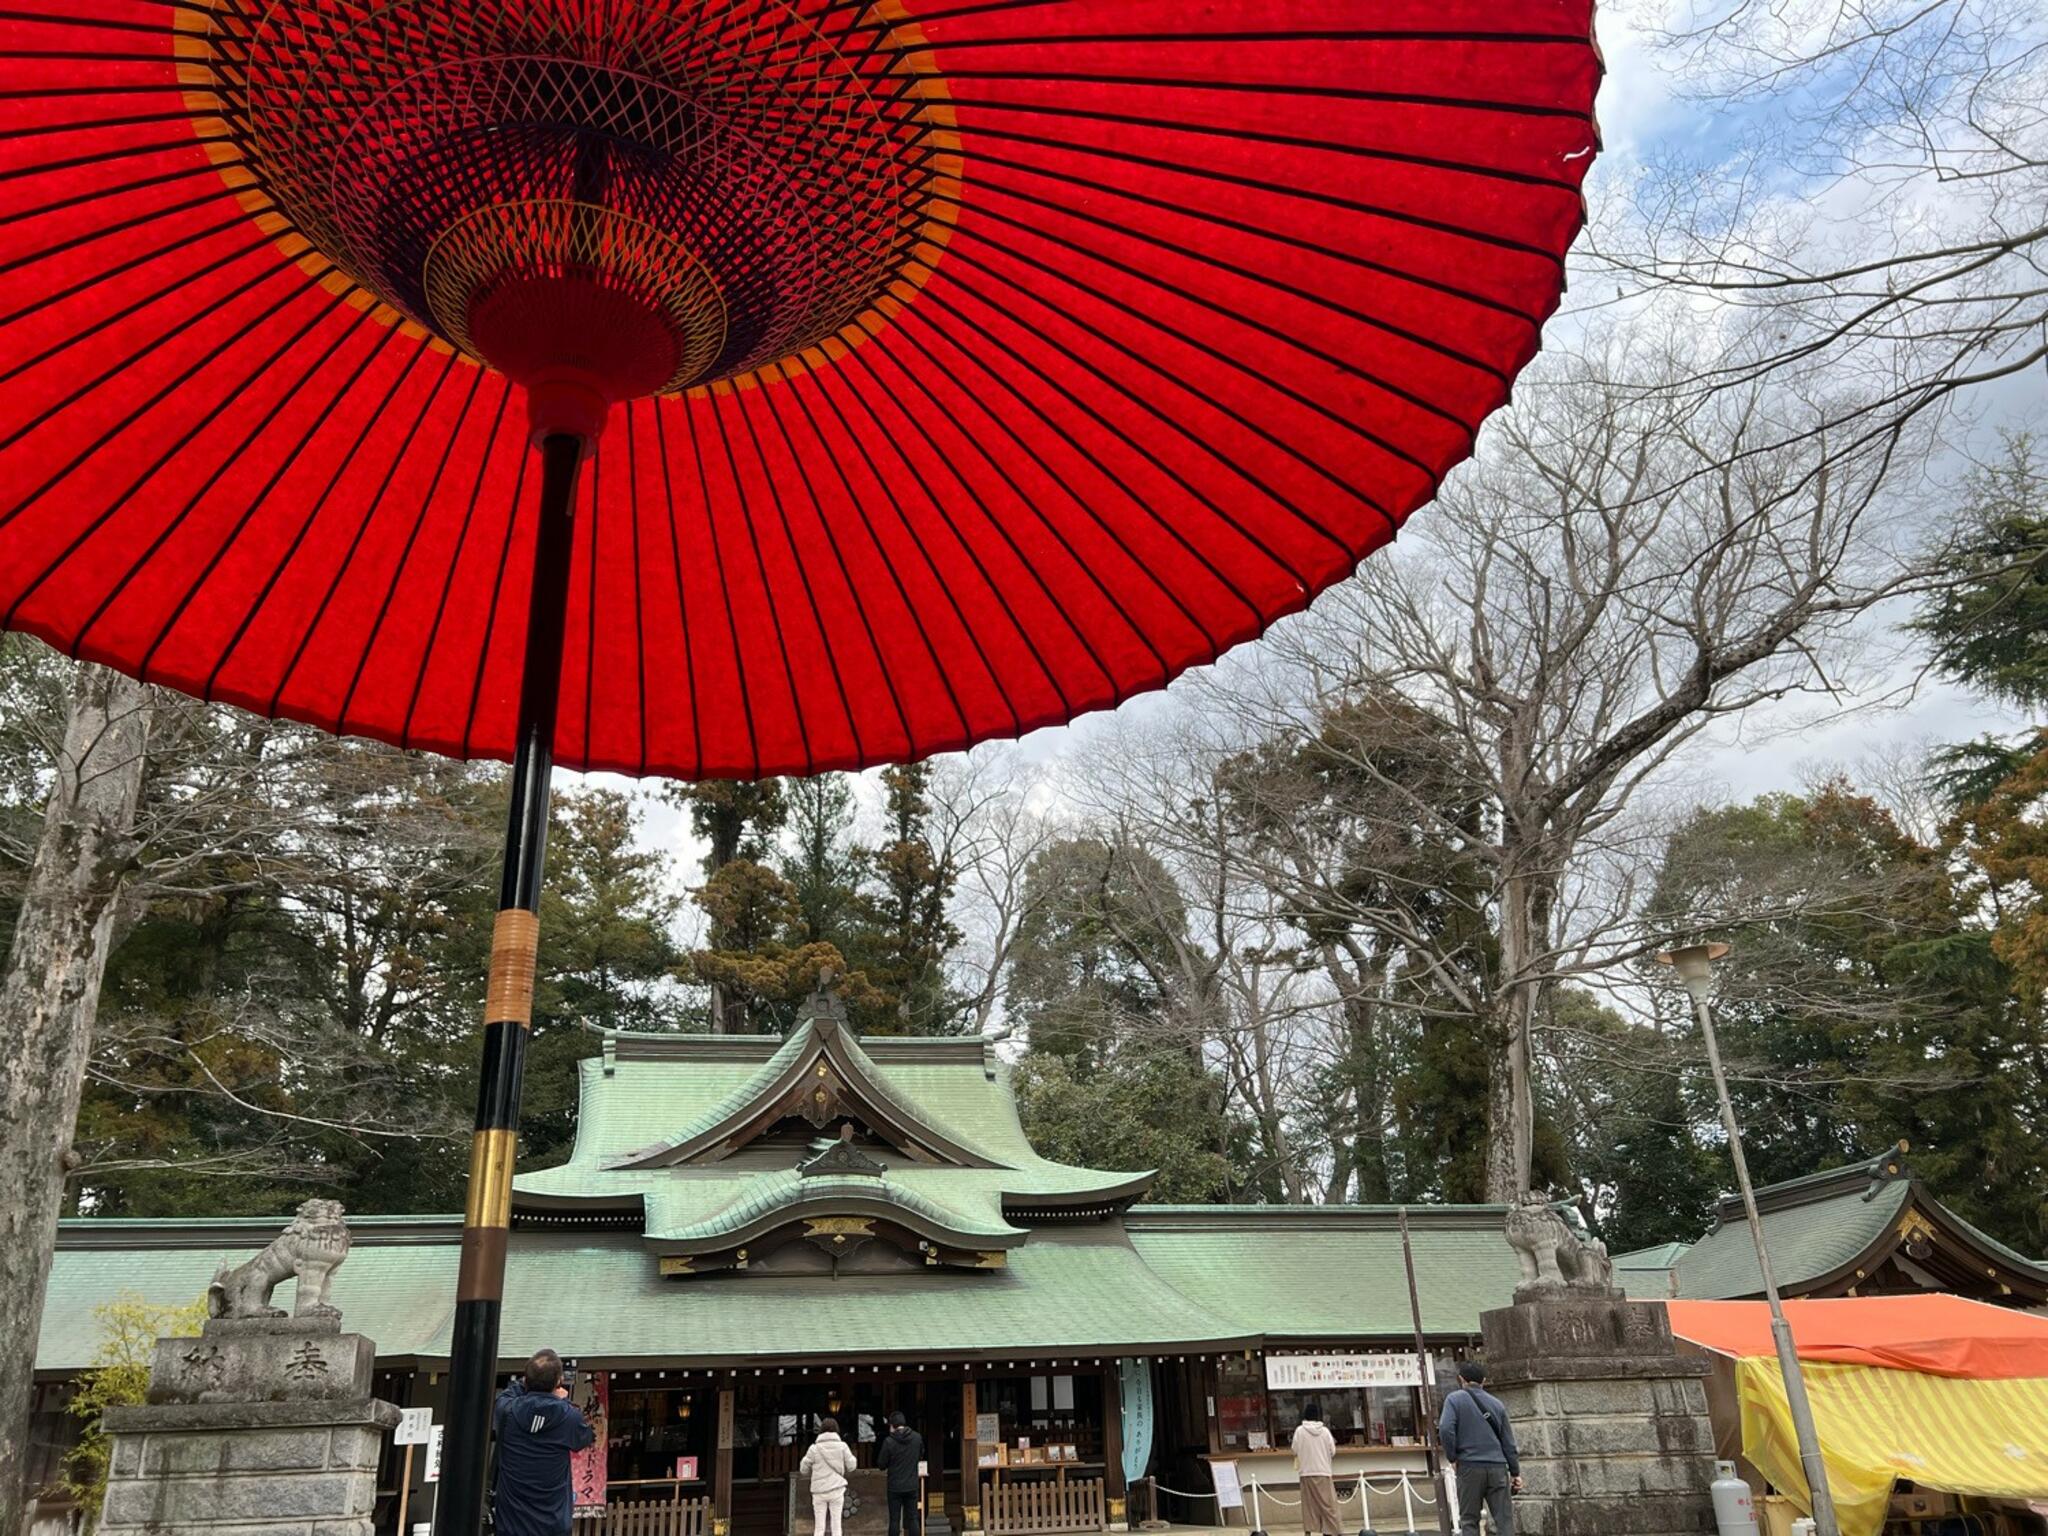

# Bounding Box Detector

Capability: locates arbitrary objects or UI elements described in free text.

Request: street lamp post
[1656,942,1841,1536]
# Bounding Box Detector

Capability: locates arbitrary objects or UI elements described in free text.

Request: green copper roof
[1125,1206,1522,1339]
[1671,1158,2048,1300]
[644,1171,1023,1251]
[38,1204,1550,1372]
[36,1223,1249,1372]
[1674,1177,1909,1298]
[516,1032,1147,1209]
[1614,1242,1692,1268]
[1612,1242,1690,1298]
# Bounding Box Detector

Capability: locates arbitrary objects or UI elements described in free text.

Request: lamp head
[1654,940,1730,1002]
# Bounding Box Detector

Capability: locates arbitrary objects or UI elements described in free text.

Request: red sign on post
[571,1371,610,1510]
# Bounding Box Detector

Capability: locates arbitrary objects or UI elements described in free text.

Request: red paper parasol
[0,0,1598,778]
[0,4,1599,1529]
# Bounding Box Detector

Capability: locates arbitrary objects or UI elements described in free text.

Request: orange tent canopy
[1667,1296,2048,1380]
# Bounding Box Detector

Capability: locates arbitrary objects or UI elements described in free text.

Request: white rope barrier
[1139,1470,1445,1536]
[1238,1475,1440,1536]
[1147,1484,1221,1502]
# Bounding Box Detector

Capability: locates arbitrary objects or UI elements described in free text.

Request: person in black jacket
[874,1411,926,1536]
[492,1348,599,1536]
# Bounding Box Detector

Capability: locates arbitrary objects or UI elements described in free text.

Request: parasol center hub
[197,3,959,399]
[465,269,690,443]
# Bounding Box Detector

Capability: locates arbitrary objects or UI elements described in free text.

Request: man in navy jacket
[1438,1361,1521,1535]
[493,1349,598,1536]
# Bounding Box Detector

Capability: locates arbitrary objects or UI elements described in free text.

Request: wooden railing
[984,1476,1107,1535]
[573,1494,715,1536]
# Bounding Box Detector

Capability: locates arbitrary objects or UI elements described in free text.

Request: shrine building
[30,994,1515,1535]
[1614,1147,2048,1306]
[31,996,2046,1536]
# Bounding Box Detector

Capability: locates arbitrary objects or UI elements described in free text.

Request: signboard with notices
[1262,1353,1425,1391]
[423,1425,445,1483]
[395,1407,433,1446]
[1210,1460,1244,1510]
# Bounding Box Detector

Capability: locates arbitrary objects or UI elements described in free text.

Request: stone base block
[98,1397,400,1536]
[1478,1300,1717,1536]
[148,1324,376,1405]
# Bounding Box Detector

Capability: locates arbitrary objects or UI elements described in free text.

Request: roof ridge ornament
[798,969,851,1038]
[798,1123,889,1179]
[1863,1140,1912,1202]
[601,994,1002,1170]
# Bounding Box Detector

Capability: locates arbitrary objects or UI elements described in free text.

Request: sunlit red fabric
[0,1,1601,778]
[1668,1298,2048,1381]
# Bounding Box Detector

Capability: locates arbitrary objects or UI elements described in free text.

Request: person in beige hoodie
[801,1417,860,1536]
[1291,1403,1342,1536]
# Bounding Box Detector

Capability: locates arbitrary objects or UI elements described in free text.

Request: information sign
[1261,1353,1425,1391]
[1210,1460,1243,1510]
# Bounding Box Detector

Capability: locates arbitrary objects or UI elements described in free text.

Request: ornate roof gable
[604,988,1001,1172]
[1673,1145,2048,1306]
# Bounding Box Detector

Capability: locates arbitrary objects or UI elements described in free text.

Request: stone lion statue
[1504,1191,1615,1298]
[207,1199,353,1320]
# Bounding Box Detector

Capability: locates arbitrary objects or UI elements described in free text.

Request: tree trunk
[0,665,151,1536]
[1484,869,1541,1201]
[1483,990,1534,1201]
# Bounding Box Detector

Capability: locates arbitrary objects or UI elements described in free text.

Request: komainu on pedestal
[96,1203,400,1536]
[1481,1196,1718,1536]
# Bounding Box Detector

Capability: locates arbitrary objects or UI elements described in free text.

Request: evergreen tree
[1551,990,1723,1253]
[1911,437,2048,711]
[1215,686,1529,1202]
[781,774,859,946]
[668,779,788,870]
[664,779,787,1030]
[684,859,863,1035]
[519,787,688,1167]
[1008,838,1243,1199]
[846,764,962,1034]
[1645,786,2048,1252]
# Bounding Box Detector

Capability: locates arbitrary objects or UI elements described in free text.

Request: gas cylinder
[1710,1461,1760,1536]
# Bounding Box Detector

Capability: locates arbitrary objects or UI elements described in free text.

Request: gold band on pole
[486,908,542,1027]
[463,1127,520,1229]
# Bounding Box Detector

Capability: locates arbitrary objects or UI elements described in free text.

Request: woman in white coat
[800,1417,861,1536]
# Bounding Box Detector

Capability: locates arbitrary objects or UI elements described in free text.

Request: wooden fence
[573,1494,716,1536]
[983,1476,1108,1536]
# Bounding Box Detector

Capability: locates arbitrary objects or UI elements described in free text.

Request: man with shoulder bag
[1437,1361,1522,1535]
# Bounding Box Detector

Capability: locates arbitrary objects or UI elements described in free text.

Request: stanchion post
[397,1442,415,1535]
[1248,1479,1266,1536]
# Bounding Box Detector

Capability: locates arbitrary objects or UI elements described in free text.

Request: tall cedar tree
[1008,837,1241,1200]
[846,764,962,1034]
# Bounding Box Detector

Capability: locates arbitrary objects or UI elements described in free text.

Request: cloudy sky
[609,1,2033,887]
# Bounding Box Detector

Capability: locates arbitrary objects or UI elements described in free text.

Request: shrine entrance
[716,1372,960,1536]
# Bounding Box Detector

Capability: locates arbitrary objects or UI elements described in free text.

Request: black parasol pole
[435,431,584,1536]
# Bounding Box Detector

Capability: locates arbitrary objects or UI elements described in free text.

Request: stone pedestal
[1478,1296,1717,1536]
[96,1315,398,1536]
